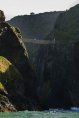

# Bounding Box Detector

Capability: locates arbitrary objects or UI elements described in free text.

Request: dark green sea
[0,110,79,118]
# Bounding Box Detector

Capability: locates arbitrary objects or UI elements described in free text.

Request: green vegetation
[49,4,79,41]
[45,4,79,42]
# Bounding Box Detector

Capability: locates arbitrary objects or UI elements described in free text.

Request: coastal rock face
[1,4,79,111]
[8,12,61,40]
[0,56,24,111]
[35,43,79,109]
[8,11,61,81]
[0,94,16,112]
[30,5,79,109]
[47,4,79,41]
[0,22,38,111]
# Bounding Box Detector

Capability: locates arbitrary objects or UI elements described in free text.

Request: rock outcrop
[0,94,16,112]
[0,21,38,111]
[0,56,24,111]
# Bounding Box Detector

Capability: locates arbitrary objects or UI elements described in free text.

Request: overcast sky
[0,0,79,20]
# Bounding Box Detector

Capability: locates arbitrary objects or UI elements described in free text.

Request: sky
[0,0,79,20]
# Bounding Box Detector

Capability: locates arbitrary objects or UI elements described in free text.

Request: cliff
[1,4,79,111]
[0,56,24,112]
[46,4,79,41]
[27,4,79,109]
[0,21,39,111]
[8,12,61,40]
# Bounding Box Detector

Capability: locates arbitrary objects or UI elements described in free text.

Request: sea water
[0,109,79,118]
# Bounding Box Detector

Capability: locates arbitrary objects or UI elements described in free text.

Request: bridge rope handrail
[23,38,79,44]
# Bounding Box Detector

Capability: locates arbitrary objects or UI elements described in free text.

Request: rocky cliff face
[28,5,79,109]
[0,22,38,111]
[8,11,61,40]
[35,42,79,109]
[0,56,25,111]
[1,4,79,111]
[47,4,79,41]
